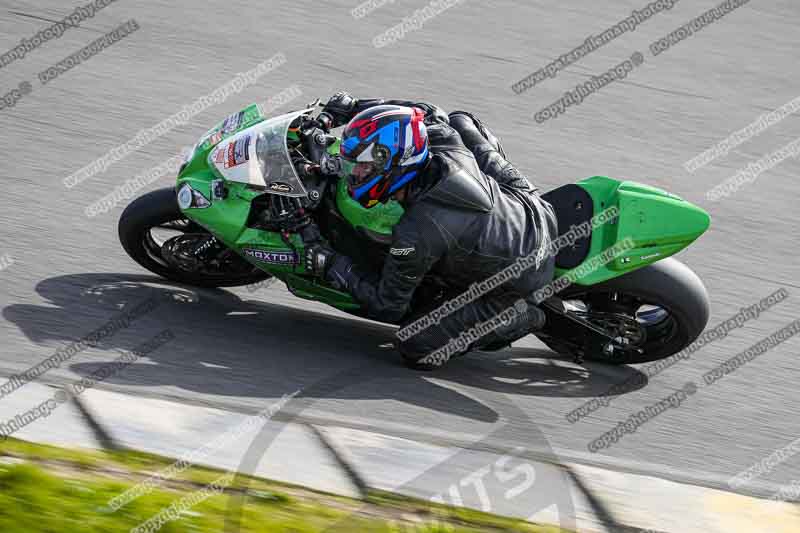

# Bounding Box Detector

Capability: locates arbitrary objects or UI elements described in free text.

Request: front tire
[537,258,710,364]
[118,188,270,288]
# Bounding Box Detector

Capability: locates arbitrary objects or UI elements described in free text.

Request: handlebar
[295,114,341,178]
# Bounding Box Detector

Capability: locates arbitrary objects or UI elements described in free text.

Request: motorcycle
[119,103,711,364]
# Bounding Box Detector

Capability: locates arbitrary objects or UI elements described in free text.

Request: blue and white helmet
[339,105,429,208]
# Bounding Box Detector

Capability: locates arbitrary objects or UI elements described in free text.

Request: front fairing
[205,108,311,198]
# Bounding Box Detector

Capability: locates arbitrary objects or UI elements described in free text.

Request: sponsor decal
[221,111,244,134]
[226,143,235,168]
[207,130,223,146]
[267,181,293,193]
[390,246,415,256]
[225,135,250,168]
[211,179,226,200]
[234,135,250,166]
[212,147,225,164]
[243,248,298,265]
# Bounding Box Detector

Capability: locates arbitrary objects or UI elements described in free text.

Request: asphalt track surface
[0,0,798,504]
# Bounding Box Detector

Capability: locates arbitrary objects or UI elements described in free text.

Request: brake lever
[319,153,341,177]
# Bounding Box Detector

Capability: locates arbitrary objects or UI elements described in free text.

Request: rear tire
[537,258,709,364]
[118,188,270,288]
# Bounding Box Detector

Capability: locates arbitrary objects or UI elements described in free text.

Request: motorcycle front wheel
[118,187,271,288]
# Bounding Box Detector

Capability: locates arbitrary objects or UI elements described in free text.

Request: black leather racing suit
[328,99,558,367]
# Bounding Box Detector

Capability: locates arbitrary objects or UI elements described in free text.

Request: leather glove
[304,244,356,290]
[320,91,358,128]
[305,244,336,279]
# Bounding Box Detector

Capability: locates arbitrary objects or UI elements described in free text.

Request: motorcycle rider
[305,92,558,369]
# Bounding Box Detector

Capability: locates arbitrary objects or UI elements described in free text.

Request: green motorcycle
[119,104,711,364]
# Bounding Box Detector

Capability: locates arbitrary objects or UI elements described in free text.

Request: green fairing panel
[180,104,265,179]
[176,105,363,307]
[559,176,710,285]
[335,178,405,235]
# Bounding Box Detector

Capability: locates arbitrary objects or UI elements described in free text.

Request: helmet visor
[340,158,383,198]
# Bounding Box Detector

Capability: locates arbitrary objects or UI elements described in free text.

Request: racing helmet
[339,105,429,208]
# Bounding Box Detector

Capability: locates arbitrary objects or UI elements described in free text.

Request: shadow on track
[3,273,647,424]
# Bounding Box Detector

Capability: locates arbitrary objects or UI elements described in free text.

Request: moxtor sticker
[243,248,298,265]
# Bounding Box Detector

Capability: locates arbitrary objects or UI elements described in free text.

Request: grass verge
[0,437,572,532]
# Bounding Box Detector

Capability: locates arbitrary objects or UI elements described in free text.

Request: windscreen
[208,108,313,198]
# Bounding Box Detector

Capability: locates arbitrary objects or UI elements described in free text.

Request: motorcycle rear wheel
[536,258,709,364]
